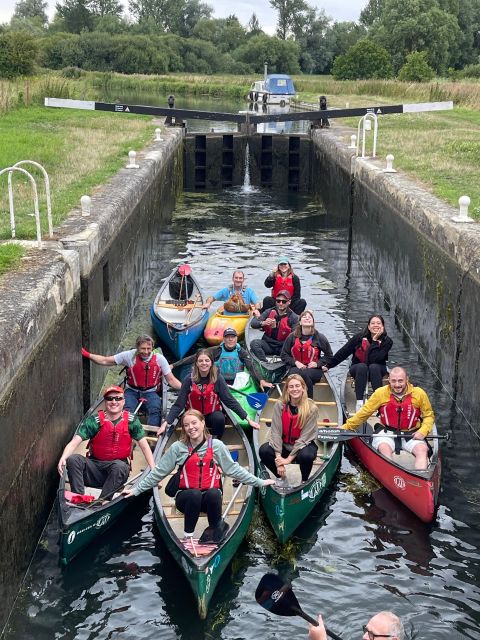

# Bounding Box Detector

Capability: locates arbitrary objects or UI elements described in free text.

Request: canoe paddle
[255,573,344,640]
[317,427,451,443]
[227,386,268,410]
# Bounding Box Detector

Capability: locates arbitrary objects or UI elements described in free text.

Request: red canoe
[343,376,441,523]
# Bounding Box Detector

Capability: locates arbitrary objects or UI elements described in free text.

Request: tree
[128,0,212,36]
[368,0,461,73]
[89,0,123,17]
[247,13,263,36]
[0,30,38,77]
[193,17,246,53]
[269,0,310,40]
[398,51,435,81]
[329,21,367,59]
[55,0,94,33]
[295,9,335,74]
[13,0,48,23]
[332,38,393,79]
[359,0,386,26]
[233,33,300,74]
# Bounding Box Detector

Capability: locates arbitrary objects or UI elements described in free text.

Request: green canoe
[58,384,167,565]
[152,421,257,619]
[253,373,342,543]
[244,318,288,384]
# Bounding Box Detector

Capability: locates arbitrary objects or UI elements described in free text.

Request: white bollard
[155,128,163,142]
[80,195,91,217]
[383,154,397,173]
[364,119,372,131]
[349,134,357,149]
[345,102,349,109]
[452,195,474,223]
[126,150,139,169]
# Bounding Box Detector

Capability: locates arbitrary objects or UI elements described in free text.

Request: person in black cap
[250,290,299,362]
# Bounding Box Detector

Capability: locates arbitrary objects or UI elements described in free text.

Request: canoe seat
[314,401,336,406]
[318,421,338,426]
[145,436,158,444]
[314,382,329,386]
[226,444,243,451]
[260,418,271,423]
[156,302,196,310]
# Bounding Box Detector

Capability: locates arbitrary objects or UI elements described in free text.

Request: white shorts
[372,432,426,454]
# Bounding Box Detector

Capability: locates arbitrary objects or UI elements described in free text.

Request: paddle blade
[317,427,354,442]
[246,392,268,410]
[255,573,300,618]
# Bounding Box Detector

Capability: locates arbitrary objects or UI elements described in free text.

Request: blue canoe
[150,265,210,359]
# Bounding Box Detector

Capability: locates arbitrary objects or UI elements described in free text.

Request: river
[3,132,480,639]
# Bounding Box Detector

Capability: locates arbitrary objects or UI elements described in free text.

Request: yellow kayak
[204,307,250,345]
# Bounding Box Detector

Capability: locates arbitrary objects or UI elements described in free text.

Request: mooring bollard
[126,150,139,169]
[349,134,357,149]
[452,195,474,223]
[155,128,163,142]
[80,195,91,216]
[383,154,397,173]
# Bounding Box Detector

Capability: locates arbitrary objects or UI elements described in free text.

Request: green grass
[0,105,153,240]
[0,244,25,275]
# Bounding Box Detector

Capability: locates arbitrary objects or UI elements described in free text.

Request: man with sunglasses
[249,290,299,362]
[308,611,404,640]
[57,386,155,501]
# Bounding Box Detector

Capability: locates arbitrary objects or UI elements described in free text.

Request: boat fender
[263,93,268,104]
[280,99,286,107]
[254,92,259,101]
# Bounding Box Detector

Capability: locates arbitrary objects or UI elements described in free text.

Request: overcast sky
[0,0,368,30]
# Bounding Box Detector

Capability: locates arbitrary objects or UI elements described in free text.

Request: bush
[0,31,38,78]
[61,65,85,78]
[456,64,480,79]
[398,51,435,82]
[332,38,393,80]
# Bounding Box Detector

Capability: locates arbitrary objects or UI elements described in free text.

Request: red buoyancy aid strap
[291,337,318,364]
[180,438,221,490]
[281,405,302,445]
[354,337,370,364]
[126,354,162,390]
[272,273,294,298]
[379,394,421,431]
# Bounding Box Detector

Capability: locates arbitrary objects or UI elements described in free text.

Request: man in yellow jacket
[342,366,434,470]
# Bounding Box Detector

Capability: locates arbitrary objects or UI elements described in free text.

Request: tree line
[1,0,480,80]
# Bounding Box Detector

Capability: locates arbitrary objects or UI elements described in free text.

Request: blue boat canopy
[265,75,296,95]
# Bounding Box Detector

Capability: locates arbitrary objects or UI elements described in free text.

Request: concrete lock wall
[311,127,480,419]
[0,129,184,632]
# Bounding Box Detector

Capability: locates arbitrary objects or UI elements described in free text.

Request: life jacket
[354,337,370,364]
[282,405,302,445]
[263,310,292,342]
[89,410,133,460]
[272,273,295,298]
[215,344,244,381]
[186,382,222,415]
[179,438,221,490]
[379,394,421,432]
[291,337,319,364]
[126,354,162,390]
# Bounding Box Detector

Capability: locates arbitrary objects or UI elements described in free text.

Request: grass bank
[0,104,152,244]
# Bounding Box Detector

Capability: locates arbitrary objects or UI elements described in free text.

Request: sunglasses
[275,298,289,303]
[105,396,124,402]
[362,626,393,640]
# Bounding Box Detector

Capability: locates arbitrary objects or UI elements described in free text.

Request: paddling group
[59,257,439,627]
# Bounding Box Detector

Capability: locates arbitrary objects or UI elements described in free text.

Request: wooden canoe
[244,317,288,384]
[58,383,167,564]
[342,374,441,523]
[204,306,250,345]
[152,421,257,619]
[150,265,210,359]
[253,373,342,543]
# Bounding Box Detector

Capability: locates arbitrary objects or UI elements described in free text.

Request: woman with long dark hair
[262,257,307,315]
[324,315,393,410]
[161,349,260,438]
[280,309,332,398]
[259,374,319,483]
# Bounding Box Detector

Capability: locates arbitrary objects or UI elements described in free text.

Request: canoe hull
[204,308,250,346]
[257,445,341,543]
[153,489,255,618]
[150,305,208,359]
[347,437,441,522]
[228,373,259,429]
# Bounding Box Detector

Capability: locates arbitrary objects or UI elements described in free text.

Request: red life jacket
[291,337,319,364]
[282,405,302,445]
[263,310,292,342]
[179,438,221,490]
[186,382,222,415]
[354,337,370,364]
[272,273,295,298]
[126,354,162,390]
[379,394,421,432]
[89,410,133,460]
